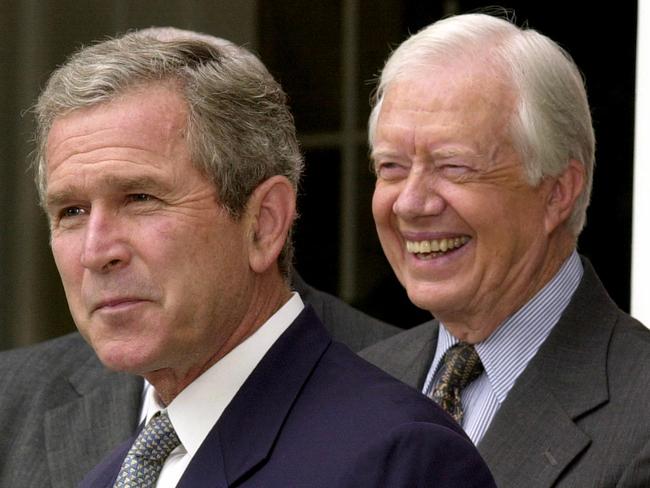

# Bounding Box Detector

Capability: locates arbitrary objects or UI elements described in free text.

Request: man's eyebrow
[46,188,77,209]
[370,149,401,162]
[45,175,167,208]
[370,147,471,164]
[430,148,463,158]
[105,174,166,194]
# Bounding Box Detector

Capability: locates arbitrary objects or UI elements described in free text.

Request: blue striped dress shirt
[422,251,583,445]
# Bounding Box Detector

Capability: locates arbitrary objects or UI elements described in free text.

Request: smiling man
[361,12,650,488]
[0,27,495,487]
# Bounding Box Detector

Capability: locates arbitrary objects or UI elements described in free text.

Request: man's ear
[246,175,296,273]
[544,159,585,234]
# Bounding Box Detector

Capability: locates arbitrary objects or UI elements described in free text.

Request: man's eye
[442,164,467,172]
[376,162,407,180]
[439,163,474,179]
[128,193,154,202]
[61,207,85,218]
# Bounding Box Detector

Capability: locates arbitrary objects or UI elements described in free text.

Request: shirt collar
[140,292,304,456]
[429,251,583,403]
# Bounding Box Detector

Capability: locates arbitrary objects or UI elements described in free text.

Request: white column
[632,1,650,325]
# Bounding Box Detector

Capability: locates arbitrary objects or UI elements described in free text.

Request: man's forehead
[46,86,190,173]
[377,65,517,142]
[386,63,511,103]
[47,83,188,150]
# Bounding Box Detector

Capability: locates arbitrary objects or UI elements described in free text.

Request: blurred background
[0,0,637,350]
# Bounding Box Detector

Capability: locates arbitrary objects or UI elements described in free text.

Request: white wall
[632,1,650,325]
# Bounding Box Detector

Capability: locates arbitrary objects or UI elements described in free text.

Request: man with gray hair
[0,27,495,487]
[361,12,650,487]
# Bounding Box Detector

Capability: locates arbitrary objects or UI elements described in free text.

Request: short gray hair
[368,13,594,236]
[34,27,303,275]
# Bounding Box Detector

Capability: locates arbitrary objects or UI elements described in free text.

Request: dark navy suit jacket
[80,307,495,487]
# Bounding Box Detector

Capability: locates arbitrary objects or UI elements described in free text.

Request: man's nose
[80,209,131,272]
[393,173,446,219]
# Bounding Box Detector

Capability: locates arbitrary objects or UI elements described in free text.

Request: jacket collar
[176,305,330,487]
[77,306,330,488]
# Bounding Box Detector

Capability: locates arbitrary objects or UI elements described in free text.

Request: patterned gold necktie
[430,342,484,424]
[113,411,181,488]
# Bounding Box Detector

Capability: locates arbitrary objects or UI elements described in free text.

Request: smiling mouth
[406,236,470,259]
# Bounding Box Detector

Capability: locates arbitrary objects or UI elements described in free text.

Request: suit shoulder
[360,320,436,357]
[345,420,496,487]
[0,332,98,416]
[612,310,650,346]
[0,332,92,376]
[608,311,650,386]
[319,341,454,426]
[357,320,437,384]
[317,346,496,487]
[321,296,401,352]
[298,285,401,352]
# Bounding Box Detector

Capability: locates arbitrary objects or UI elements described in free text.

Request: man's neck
[145,273,292,405]
[441,238,577,343]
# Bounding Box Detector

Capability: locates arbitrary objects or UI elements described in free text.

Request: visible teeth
[406,236,469,255]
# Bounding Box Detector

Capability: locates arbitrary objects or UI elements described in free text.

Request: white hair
[369,13,594,235]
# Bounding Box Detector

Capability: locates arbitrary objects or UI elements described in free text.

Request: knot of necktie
[113,410,181,487]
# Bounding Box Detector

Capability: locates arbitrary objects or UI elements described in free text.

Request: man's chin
[94,342,159,375]
[405,283,461,317]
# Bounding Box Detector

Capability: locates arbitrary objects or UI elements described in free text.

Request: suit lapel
[478,365,592,486]
[478,259,613,487]
[44,348,142,488]
[177,306,331,487]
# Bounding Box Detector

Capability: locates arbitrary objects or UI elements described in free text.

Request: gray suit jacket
[0,333,142,487]
[0,285,399,487]
[361,258,650,487]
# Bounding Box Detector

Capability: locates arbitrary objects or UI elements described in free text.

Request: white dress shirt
[423,251,583,445]
[138,293,304,487]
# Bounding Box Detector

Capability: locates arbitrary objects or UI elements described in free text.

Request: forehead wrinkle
[47,125,117,165]
[104,173,170,193]
[430,146,471,158]
[50,135,183,167]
